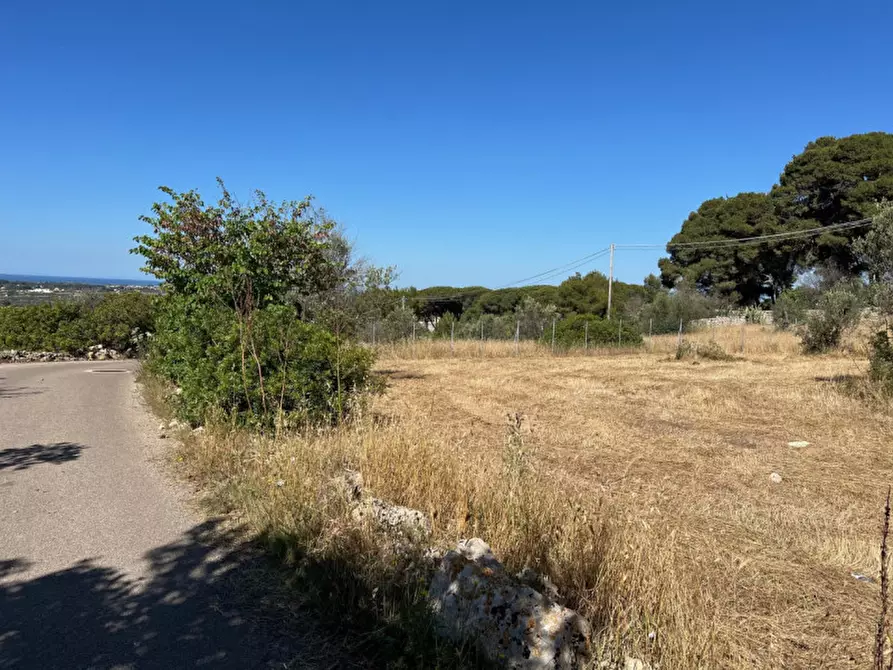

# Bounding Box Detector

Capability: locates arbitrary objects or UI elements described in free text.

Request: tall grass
[373,325,805,360]
[168,402,719,668]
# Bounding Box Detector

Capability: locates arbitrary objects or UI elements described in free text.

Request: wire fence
[360,314,646,354]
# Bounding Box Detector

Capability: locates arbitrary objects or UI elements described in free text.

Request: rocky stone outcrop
[351,496,432,539]
[0,345,127,364]
[0,350,77,363]
[428,538,592,669]
[86,344,121,361]
[331,469,431,539]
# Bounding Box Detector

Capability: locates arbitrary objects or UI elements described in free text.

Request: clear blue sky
[2,1,891,287]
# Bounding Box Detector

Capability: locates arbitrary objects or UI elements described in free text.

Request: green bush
[455,312,515,340]
[772,289,816,330]
[800,286,862,353]
[869,330,893,394]
[432,312,458,339]
[148,299,374,429]
[634,282,716,335]
[545,314,642,349]
[0,293,155,353]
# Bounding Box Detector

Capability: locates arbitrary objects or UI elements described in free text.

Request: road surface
[0,361,329,669]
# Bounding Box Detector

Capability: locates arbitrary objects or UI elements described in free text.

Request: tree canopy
[131,179,335,311]
[770,132,893,272]
[659,132,893,305]
[658,193,803,304]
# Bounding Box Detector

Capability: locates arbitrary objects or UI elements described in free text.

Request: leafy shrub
[88,292,156,351]
[432,312,458,339]
[514,297,559,339]
[455,312,515,340]
[0,293,155,353]
[134,182,376,430]
[375,307,418,343]
[546,314,642,349]
[869,330,893,394]
[800,286,863,353]
[148,299,373,428]
[634,282,716,335]
[772,289,814,330]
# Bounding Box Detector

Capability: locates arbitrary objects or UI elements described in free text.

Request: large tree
[770,132,893,272]
[659,192,802,304]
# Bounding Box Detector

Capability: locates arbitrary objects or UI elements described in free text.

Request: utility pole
[606,243,615,320]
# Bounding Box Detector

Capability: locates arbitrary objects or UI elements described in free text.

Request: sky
[1,1,891,288]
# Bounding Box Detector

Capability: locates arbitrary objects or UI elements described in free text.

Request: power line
[408,217,875,304]
[497,247,611,287]
[616,217,873,251]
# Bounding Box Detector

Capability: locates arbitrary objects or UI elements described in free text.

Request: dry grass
[371,325,893,668]
[168,324,893,668]
[373,324,804,359]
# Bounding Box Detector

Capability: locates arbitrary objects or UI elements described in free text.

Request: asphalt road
[0,361,327,669]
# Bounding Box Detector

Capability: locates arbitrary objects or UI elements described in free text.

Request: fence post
[450,321,455,356]
[740,322,746,353]
[412,321,416,359]
[618,318,622,346]
[480,319,484,356]
[649,318,653,352]
[677,319,683,350]
[551,318,556,354]
[584,320,589,352]
[515,321,520,356]
[372,322,376,347]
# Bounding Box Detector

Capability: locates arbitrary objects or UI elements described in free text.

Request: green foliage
[514,297,558,339]
[553,271,645,318]
[659,193,801,304]
[633,281,716,334]
[772,288,817,330]
[462,285,560,321]
[771,132,893,273]
[546,314,642,349]
[868,330,893,395]
[455,312,515,340]
[374,307,417,343]
[298,229,401,340]
[556,272,610,316]
[656,133,893,307]
[147,299,373,428]
[134,183,375,429]
[855,203,893,317]
[800,285,863,353]
[89,292,156,351]
[0,293,155,353]
[432,311,458,339]
[854,204,893,396]
[410,286,486,325]
[132,179,336,309]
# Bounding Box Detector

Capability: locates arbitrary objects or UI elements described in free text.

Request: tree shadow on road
[0,443,87,471]
[0,519,354,669]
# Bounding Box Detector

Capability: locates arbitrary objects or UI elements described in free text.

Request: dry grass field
[173,324,893,668]
[370,325,893,668]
